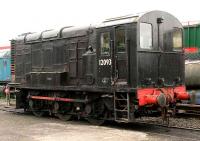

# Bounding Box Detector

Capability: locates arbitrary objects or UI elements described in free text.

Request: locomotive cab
[96,11,184,89]
[96,11,189,115]
[137,11,184,88]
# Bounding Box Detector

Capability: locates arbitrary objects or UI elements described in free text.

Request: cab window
[173,29,182,50]
[140,23,153,49]
[116,29,125,52]
[101,32,110,55]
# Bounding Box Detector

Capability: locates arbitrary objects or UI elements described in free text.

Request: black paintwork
[137,11,184,87]
[11,11,184,93]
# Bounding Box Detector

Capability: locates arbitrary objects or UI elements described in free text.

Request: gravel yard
[0,99,200,141]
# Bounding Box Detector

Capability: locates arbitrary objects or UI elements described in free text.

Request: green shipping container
[184,23,200,60]
[184,24,200,48]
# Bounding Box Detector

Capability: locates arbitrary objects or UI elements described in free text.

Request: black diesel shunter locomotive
[11,11,189,125]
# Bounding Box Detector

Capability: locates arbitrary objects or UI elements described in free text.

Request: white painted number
[99,59,112,66]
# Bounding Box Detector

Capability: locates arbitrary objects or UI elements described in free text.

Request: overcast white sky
[0,0,199,46]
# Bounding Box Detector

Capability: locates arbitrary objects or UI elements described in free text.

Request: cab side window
[140,23,153,49]
[116,29,126,52]
[173,29,182,50]
[101,32,110,55]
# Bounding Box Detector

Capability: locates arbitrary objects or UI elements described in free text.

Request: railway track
[108,121,200,141]
[135,123,200,141]
[0,107,199,141]
[0,105,200,133]
[1,105,200,141]
[136,116,200,132]
[167,125,200,132]
[154,121,200,132]
[132,120,200,132]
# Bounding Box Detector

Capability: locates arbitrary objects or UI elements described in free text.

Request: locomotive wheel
[33,110,45,117]
[29,99,45,117]
[56,114,72,121]
[87,117,105,125]
[86,100,106,125]
[54,102,73,121]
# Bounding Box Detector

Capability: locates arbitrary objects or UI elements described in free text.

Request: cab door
[97,26,128,87]
[113,26,128,84]
[97,27,113,87]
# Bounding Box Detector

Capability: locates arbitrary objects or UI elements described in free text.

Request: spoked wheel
[86,100,106,126]
[54,102,73,121]
[29,99,45,117]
